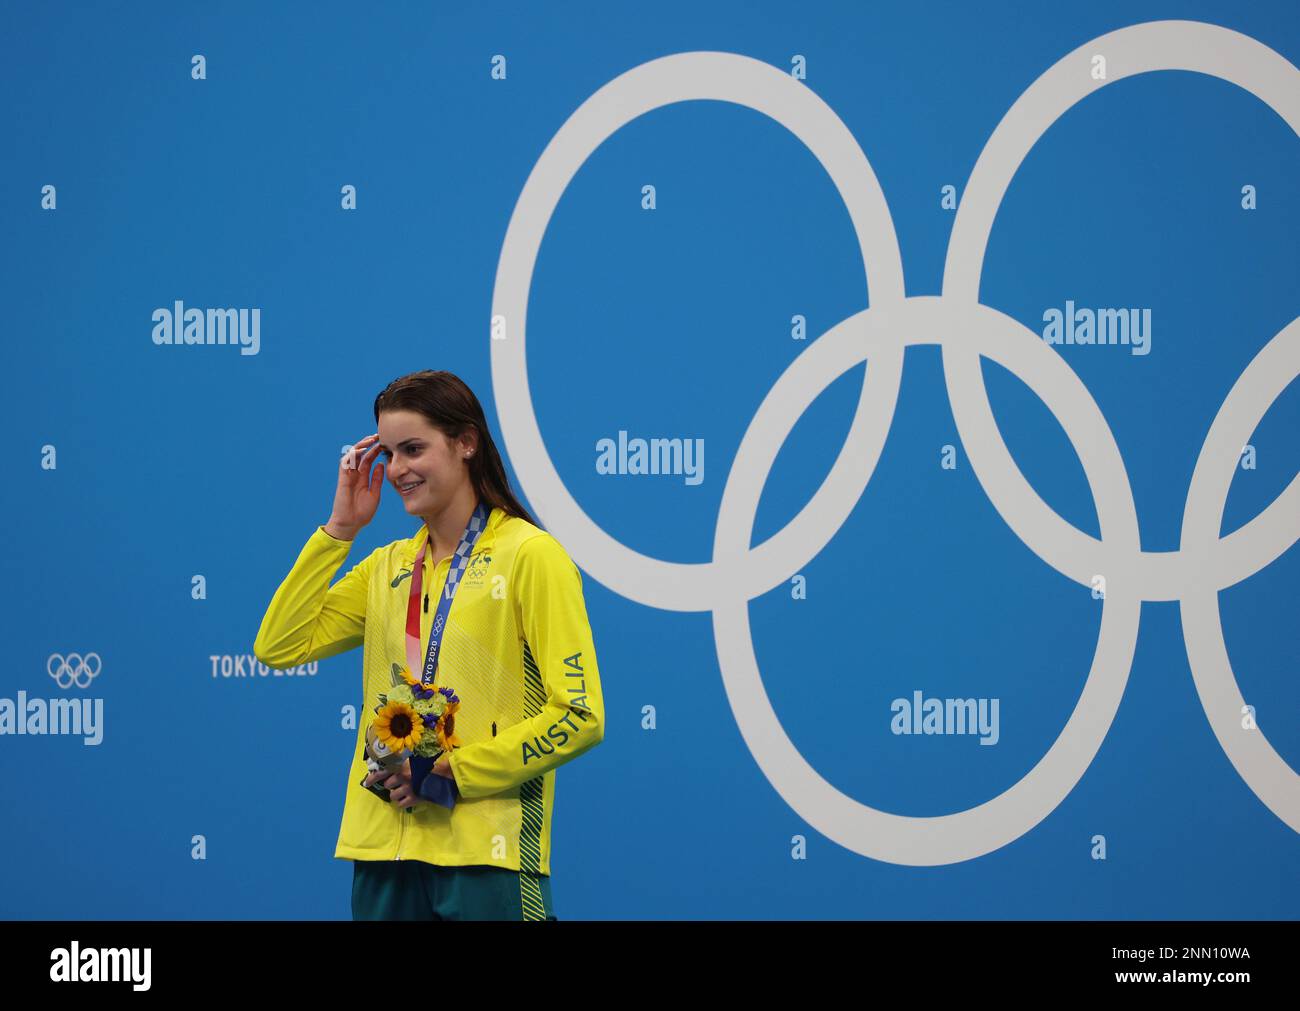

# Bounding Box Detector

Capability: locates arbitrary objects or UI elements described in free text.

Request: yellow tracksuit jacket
[253,505,604,875]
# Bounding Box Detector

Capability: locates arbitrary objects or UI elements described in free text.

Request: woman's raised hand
[325,433,384,540]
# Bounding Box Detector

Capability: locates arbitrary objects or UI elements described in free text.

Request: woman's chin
[401,491,431,514]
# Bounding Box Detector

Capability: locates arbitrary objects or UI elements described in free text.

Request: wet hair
[373,370,539,528]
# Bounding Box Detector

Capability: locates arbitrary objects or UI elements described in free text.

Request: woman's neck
[424,483,481,564]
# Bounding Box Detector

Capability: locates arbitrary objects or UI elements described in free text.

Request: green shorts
[351,859,557,921]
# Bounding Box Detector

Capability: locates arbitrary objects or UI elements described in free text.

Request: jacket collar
[401,503,503,567]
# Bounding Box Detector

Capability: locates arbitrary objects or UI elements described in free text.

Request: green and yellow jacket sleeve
[448,534,605,799]
[254,526,374,669]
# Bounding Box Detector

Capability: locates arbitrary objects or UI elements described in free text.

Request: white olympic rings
[47,653,101,690]
[490,20,1300,865]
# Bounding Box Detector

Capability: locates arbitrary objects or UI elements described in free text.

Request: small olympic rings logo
[47,653,102,690]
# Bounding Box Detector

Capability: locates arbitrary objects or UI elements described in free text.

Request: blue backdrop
[2,0,1297,919]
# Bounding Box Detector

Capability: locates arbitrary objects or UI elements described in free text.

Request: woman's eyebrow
[378,438,421,452]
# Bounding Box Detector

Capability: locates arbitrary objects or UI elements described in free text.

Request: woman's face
[376,410,475,517]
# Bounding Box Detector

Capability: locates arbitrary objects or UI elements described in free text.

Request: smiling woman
[253,369,606,922]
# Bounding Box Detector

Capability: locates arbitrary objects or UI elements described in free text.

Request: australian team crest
[462,549,492,588]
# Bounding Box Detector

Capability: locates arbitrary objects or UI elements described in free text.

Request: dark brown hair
[373,370,539,528]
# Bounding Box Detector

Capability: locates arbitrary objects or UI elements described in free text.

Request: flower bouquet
[361,662,461,811]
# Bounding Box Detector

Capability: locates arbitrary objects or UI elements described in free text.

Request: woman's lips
[397,480,425,496]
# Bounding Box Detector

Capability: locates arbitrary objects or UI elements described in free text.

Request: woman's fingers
[359,438,384,493]
[345,435,381,472]
[364,767,401,789]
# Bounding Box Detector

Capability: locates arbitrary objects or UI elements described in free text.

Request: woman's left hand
[432,755,454,780]
[383,759,426,809]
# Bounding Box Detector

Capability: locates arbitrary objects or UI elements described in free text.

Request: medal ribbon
[404,501,490,684]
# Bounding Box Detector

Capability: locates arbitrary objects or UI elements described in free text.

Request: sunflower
[394,665,436,700]
[434,701,462,752]
[373,701,424,753]
[396,666,422,689]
